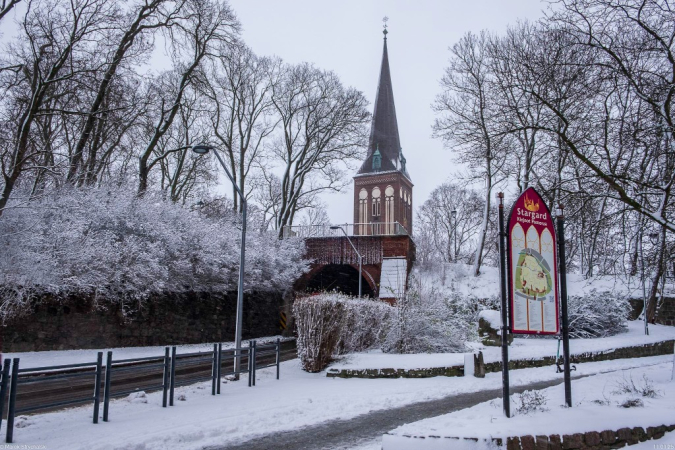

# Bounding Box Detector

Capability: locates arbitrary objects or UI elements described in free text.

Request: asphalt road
[211,377,569,450]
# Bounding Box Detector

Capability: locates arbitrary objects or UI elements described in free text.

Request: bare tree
[66,0,187,184]
[0,0,21,23]
[433,31,509,276]
[269,63,370,236]
[0,0,116,216]
[204,44,280,211]
[137,0,239,194]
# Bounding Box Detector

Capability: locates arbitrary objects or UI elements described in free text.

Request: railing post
[211,344,217,396]
[162,347,170,407]
[169,346,176,406]
[6,358,19,443]
[216,343,222,395]
[252,340,257,387]
[103,351,112,422]
[0,359,11,432]
[93,352,102,424]
[247,341,253,387]
[276,338,281,380]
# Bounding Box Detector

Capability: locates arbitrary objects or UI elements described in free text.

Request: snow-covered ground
[383,361,675,449]
[330,321,675,371]
[422,263,649,298]
[3,335,290,369]
[10,353,673,449]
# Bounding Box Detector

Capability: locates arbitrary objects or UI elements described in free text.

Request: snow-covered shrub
[381,276,481,354]
[567,290,629,338]
[513,390,549,415]
[293,293,393,372]
[0,184,307,321]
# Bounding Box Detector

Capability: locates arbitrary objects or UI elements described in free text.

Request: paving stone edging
[387,425,675,449]
[326,340,674,378]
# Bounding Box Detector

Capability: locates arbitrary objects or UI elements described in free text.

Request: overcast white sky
[1,0,549,224]
[228,0,548,224]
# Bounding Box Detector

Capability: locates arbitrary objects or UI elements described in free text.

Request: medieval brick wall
[2,291,284,352]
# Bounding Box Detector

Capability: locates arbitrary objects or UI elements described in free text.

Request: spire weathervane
[382,16,388,39]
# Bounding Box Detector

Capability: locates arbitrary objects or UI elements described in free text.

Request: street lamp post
[192,144,247,378]
[451,210,457,262]
[330,226,363,298]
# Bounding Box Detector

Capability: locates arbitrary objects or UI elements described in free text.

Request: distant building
[353,27,413,236]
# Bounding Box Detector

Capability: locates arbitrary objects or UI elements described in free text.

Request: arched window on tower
[371,187,381,228]
[385,185,395,234]
[358,188,368,234]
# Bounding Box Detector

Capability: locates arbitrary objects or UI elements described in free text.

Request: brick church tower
[353,26,413,235]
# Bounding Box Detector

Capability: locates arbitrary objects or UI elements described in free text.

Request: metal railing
[282,222,409,239]
[0,338,285,443]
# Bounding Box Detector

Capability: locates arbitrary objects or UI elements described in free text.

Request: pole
[454,214,457,262]
[212,149,246,379]
[93,352,102,423]
[358,255,362,298]
[336,227,362,297]
[103,351,112,421]
[497,192,510,418]
[556,205,572,408]
[6,358,19,443]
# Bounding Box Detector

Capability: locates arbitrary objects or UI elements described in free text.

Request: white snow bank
[385,362,675,448]
[11,354,671,449]
[329,321,675,371]
[422,263,646,298]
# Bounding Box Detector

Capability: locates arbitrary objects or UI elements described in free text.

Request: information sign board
[507,188,560,335]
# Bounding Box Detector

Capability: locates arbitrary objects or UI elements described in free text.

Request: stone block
[616,427,632,442]
[507,436,521,450]
[631,427,646,443]
[583,431,601,447]
[548,434,562,450]
[534,435,548,450]
[600,430,616,445]
[520,435,535,450]
[561,433,583,449]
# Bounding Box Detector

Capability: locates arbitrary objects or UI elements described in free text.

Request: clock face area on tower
[353,26,413,236]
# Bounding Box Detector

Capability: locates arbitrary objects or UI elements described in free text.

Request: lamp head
[451,210,457,217]
[330,226,340,230]
[192,144,213,155]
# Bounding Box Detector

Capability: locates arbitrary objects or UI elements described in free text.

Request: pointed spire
[357,20,410,179]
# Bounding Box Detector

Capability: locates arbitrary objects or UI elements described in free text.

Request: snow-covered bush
[381,276,484,354]
[293,293,393,372]
[567,290,629,338]
[0,184,307,321]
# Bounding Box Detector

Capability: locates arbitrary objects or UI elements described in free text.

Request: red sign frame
[506,187,560,335]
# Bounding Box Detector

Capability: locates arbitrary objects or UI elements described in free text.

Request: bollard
[247,341,253,387]
[162,347,170,407]
[217,343,222,394]
[170,346,176,406]
[93,352,103,423]
[103,351,112,421]
[276,338,281,380]
[252,340,257,387]
[0,359,11,431]
[6,358,19,443]
[211,344,217,395]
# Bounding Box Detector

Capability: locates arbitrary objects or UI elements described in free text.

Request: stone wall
[2,290,284,352]
[504,425,675,449]
[628,297,675,325]
[656,297,675,326]
[326,339,674,379]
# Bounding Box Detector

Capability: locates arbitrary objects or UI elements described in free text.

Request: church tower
[353,25,413,235]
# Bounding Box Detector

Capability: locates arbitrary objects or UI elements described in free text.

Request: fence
[0,338,285,443]
[282,222,409,239]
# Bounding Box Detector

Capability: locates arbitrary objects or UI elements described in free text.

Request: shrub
[293,293,393,372]
[567,290,629,338]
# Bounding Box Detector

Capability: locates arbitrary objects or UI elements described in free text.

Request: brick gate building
[287,27,415,302]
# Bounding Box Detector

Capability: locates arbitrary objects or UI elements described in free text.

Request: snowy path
[210,377,566,450]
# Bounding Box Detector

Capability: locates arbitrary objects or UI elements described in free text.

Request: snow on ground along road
[383,362,675,449]
[11,352,673,449]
